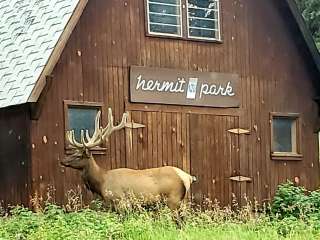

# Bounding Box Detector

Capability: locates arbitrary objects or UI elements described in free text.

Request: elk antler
[101,108,128,141]
[66,108,129,149]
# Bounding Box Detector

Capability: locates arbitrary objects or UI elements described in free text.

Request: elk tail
[191,175,197,183]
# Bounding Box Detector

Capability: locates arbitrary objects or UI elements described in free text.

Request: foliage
[296,0,320,49]
[271,181,320,219]
[0,196,320,240]
[2,184,320,239]
[271,181,310,218]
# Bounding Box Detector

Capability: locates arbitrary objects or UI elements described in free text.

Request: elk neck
[81,156,104,196]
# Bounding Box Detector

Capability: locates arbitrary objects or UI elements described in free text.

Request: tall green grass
[1,182,320,240]
[1,203,319,239]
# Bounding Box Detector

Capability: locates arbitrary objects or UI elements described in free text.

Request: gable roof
[0,0,87,108]
[0,0,318,109]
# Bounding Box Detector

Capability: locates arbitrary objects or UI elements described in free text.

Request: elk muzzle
[60,150,89,169]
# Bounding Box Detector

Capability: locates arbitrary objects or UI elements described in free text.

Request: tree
[296,0,320,49]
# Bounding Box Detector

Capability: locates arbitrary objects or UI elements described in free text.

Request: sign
[130,66,240,108]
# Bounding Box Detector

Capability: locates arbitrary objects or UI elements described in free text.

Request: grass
[1,199,320,240]
[2,183,320,240]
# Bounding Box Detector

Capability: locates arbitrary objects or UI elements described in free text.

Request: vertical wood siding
[0,105,30,206]
[28,0,320,205]
[190,114,240,205]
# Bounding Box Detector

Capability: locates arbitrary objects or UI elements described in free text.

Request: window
[187,0,220,40]
[146,0,221,41]
[147,0,182,37]
[271,113,302,160]
[64,101,105,152]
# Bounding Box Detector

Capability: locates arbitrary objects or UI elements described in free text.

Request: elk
[61,108,196,215]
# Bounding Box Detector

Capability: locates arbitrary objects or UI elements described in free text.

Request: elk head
[61,108,128,169]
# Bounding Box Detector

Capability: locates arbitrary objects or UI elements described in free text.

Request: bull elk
[61,108,196,216]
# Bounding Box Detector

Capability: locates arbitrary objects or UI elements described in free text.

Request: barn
[0,0,320,207]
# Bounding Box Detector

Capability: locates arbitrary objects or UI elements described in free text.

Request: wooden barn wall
[30,0,320,204]
[0,105,30,206]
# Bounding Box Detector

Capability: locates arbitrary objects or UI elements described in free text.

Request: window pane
[150,14,180,25]
[152,0,178,4]
[189,18,217,29]
[149,3,179,15]
[189,28,217,39]
[273,117,296,153]
[68,107,99,142]
[150,24,180,35]
[188,8,218,21]
[148,0,181,36]
[188,0,218,9]
[187,0,220,39]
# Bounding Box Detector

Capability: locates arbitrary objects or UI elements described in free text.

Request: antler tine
[112,111,128,130]
[80,110,104,149]
[65,130,83,148]
[100,108,113,137]
[101,108,128,140]
[103,108,114,138]
[90,111,102,140]
[71,130,84,148]
[80,130,88,147]
[66,131,72,145]
[85,129,91,142]
[83,111,101,143]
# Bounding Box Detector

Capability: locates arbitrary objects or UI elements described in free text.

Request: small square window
[64,101,105,153]
[68,107,100,142]
[271,113,302,160]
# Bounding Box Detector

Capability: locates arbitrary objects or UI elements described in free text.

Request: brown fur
[61,149,193,211]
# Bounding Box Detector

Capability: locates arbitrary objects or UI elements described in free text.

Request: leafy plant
[296,0,320,49]
[1,186,320,239]
[271,181,311,218]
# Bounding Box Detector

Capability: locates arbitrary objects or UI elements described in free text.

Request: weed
[1,182,320,239]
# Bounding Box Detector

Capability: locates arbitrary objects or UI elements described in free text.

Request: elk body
[61,108,196,212]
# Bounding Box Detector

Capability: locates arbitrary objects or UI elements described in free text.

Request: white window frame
[146,0,183,38]
[146,0,221,41]
[186,0,221,41]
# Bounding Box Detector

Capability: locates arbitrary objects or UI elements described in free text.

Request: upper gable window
[146,0,221,41]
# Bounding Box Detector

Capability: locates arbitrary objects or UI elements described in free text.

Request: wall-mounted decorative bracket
[125,122,146,129]
[229,176,252,182]
[228,128,251,135]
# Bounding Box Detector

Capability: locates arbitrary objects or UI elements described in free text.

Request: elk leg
[167,197,184,228]
[102,198,114,211]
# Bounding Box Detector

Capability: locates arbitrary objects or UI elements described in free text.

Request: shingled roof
[0,0,318,109]
[0,0,87,108]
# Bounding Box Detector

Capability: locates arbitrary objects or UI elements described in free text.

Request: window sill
[65,147,107,155]
[271,152,303,161]
[146,33,223,44]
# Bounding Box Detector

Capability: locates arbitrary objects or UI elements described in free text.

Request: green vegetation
[1,182,320,240]
[272,181,320,219]
[296,0,320,49]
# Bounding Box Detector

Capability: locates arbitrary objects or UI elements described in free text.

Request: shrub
[271,181,310,218]
[271,181,320,219]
